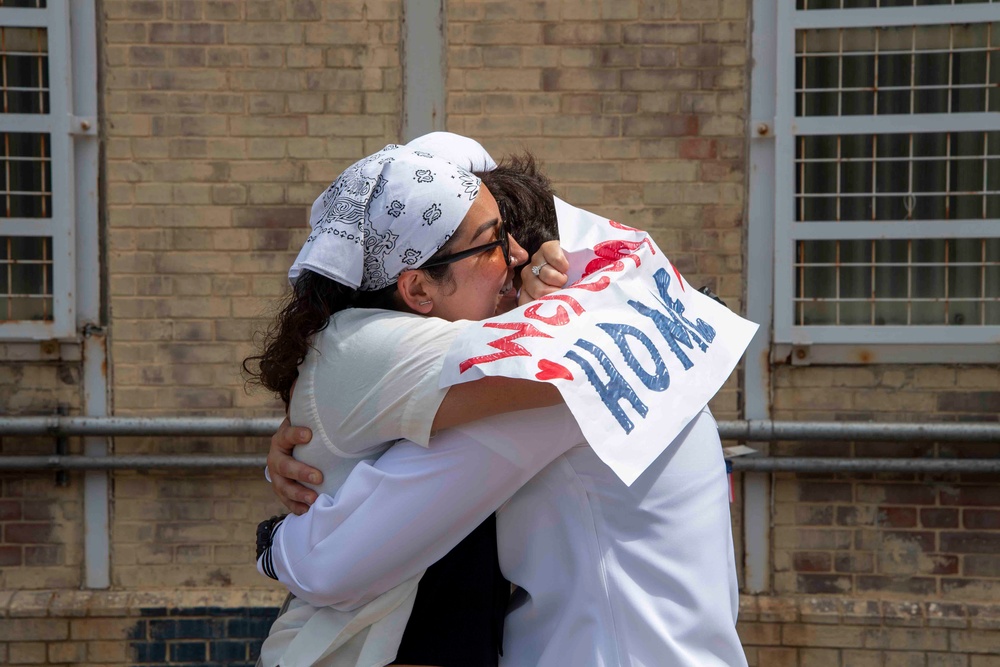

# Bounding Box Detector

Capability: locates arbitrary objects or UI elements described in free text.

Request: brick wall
[0,474,83,590]
[446,0,749,419]
[0,589,285,667]
[738,596,1000,667]
[104,0,401,420]
[102,0,400,588]
[772,365,1000,602]
[2,591,998,666]
[1,358,84,589]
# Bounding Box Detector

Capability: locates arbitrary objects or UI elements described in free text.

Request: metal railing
[1,416,998,474]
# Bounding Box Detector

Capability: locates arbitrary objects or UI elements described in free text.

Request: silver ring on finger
[531,261,548,276]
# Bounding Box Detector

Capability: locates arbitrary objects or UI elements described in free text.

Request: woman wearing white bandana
[249,134,746,667]
[249,136,565,667]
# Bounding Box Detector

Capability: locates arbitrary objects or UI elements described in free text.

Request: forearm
[262,405,584,608]
[432,376,563,432]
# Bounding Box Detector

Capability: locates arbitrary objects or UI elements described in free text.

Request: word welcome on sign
[440,198,758,485]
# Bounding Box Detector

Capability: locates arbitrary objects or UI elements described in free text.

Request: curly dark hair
[244,151,557,407]
[242,253,458,406]
[478,152,558,261]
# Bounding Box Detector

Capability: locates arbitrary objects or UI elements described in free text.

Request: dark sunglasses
[420,220,510,270]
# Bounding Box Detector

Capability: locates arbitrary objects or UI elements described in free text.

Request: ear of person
[396,270,435,313]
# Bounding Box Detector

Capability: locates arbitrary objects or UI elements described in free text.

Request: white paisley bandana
[288,142,483,291]
[405,131,496,173]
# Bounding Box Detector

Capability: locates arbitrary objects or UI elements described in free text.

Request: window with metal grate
[0,0,79,340]
[772,2,1000,348]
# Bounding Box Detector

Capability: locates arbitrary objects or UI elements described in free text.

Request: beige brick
[305,22,380,46]
[798,648,842,667]
[702,21,746,43]
[956,367,1000,388]
[247,92,287,115]
[842,650,884,667]
[48,641,87,663]
[230,116,305,138]
[0,619,67,642]
[8,642,46,664]
[721,0,748,19]
[755,647,798,667]
[85,639,128,662]
[69,618,136,641]
[951,629,1000,654]
[875,627,949,652]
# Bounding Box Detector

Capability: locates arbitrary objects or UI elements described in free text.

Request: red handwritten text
[582,238,656,278]
[459,322,553,373]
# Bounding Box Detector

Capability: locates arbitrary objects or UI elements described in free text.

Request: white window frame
[765,2,1000,363]
[0,2,79,340]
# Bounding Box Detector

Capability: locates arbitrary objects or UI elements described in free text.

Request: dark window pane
[839,240,873,264]
[913,133,948,158]
[841,91,875,115]
[840,265,872,299]
[0,27,48,114]
[840,195,872,221]
[801,135,839,160]
[839,301,871,325]
[804,91,840,116]
[802,266,837,298]
[912,194,947,221]
[803,161,838,194]
[8,236,47,260]
[841,161,873,194]
[912,239,945,264]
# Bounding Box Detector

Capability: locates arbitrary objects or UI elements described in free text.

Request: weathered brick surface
[0,473,83,590]
[99,0,400,588]
[0,589,286,667]
[1,591,996,666]
[105,0,400,425]
[772,365,1000,599]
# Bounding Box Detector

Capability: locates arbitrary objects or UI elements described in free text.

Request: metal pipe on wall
[2,417,996,474]
[0,455,996,474]
[2,416,998,441]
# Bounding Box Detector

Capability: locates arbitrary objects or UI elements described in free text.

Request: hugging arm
[261,405,584,608]
[269,241,570,514]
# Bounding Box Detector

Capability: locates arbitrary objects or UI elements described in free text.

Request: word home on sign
[440,198,758,485]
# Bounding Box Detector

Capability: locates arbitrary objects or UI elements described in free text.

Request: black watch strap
[256,514,286,580]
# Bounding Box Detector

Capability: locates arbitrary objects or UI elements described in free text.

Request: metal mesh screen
[796,131,1000,222]
[1,131,50,218]
[0,25,47,114]
[798,0,999,9]
[792,11,1000,331]
[795,238,1000,325]
[0,18,51,324]
[0,234,51,320]
[797,23,1000,116]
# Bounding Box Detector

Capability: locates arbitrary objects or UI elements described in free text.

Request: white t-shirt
[260,308,469,667]
[288,308,466,496]
[264,306,747,666]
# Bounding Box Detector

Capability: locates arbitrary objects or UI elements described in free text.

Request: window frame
[0,2,76,340]
[770,2,1000,356]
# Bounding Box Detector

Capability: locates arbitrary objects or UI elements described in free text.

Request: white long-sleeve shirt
[266,404,747,667]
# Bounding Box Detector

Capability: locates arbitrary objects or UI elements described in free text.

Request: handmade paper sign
[439,197,759,485]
